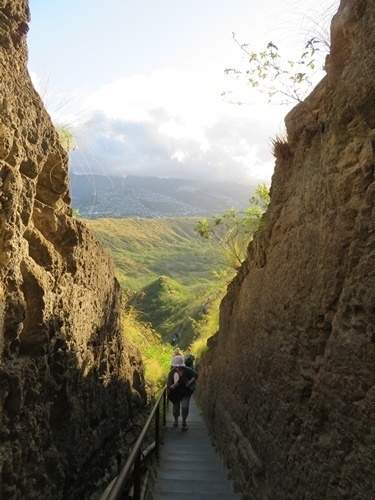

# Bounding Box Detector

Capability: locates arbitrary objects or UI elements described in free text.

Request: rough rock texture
[196,0,375,498]
[0,1,146,498]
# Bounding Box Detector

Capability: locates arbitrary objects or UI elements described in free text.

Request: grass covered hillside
[83,217,224,290]
[83,217,230,348]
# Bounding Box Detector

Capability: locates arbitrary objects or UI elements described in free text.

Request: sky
[27,0,339,186]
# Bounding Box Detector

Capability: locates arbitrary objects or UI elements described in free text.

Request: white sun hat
[172,355,185,367]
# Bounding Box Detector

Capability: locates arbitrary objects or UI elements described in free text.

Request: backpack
[185,353,194,368]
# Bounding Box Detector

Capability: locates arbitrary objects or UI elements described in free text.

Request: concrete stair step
[155,468,231,481]
[152,493,240,500]
[150,397,241,499]
[153,477,235,493]
[159,459,224,470]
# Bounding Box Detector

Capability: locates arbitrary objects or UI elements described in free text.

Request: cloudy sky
[27,0,339,185]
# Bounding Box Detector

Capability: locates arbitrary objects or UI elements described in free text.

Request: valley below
[83,216,232,348]
[71,174,255,219]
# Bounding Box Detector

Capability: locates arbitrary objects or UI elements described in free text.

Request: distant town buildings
[78,187,207,218]
[70,175,255,219]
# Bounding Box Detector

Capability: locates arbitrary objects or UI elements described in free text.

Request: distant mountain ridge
[69,174,256,218]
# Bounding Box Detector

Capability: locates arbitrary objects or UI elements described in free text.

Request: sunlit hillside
[83,217,226,290]
[83,217,232,352]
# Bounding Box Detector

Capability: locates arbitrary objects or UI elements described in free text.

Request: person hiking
[170,347,182,368]
[171,330,180,345]
[167,355,198,431]
[184,347,195,369]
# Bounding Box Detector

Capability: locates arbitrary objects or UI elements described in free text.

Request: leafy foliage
[57,125,76,152]
[223,35,322,106]
[195,184,270,270]
[223,0,340,107]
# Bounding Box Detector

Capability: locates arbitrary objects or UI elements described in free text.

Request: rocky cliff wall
[196,0,375,498]
[0,1,146,498]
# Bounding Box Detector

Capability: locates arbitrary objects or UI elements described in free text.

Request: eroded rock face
[0,2,146,498]
[196,0,375,498]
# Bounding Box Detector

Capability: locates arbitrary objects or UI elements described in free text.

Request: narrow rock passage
[151,397,241,499]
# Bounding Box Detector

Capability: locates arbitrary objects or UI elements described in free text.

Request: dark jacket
[167,366,198,402]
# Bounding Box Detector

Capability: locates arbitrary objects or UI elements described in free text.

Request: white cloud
[172,150,189,162]
[85,68,224,133]
[28,0,340,186]
[74,67,289,184]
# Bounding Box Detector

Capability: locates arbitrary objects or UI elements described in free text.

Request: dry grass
[270,133,292,160]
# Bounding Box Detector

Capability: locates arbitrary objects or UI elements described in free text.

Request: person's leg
[181,395,191,430]
[172,400,180,426]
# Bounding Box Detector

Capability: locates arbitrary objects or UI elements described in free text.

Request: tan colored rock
[196,0,375,498]
[0,1,146,498]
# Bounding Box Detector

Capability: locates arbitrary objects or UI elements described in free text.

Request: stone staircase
[150,397,241,499]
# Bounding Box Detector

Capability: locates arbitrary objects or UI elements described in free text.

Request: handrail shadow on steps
[106,385,168,500]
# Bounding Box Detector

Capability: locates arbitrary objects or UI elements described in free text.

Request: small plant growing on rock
[223,36,321,106]
[270,133,292,160]
[57,124,76,153]
[195,183,270,271]
[222,1,338,108]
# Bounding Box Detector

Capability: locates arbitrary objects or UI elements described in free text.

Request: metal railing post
[155,404,160,458]
[163,388,167,426]
[133,452,142,500]
[106,385,167,500]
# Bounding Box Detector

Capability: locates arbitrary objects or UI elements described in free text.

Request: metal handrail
[106,385,168,500]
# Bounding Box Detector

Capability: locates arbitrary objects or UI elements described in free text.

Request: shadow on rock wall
[0,2,148,498]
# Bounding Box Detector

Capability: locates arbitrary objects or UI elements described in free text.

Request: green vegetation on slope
[121,307,172,389]
[136,275,191,330]
[121,285,224,387]
[190,290,222,363]
[83,217,224,290]
[84,216,231,385]
[131,275,224,347]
